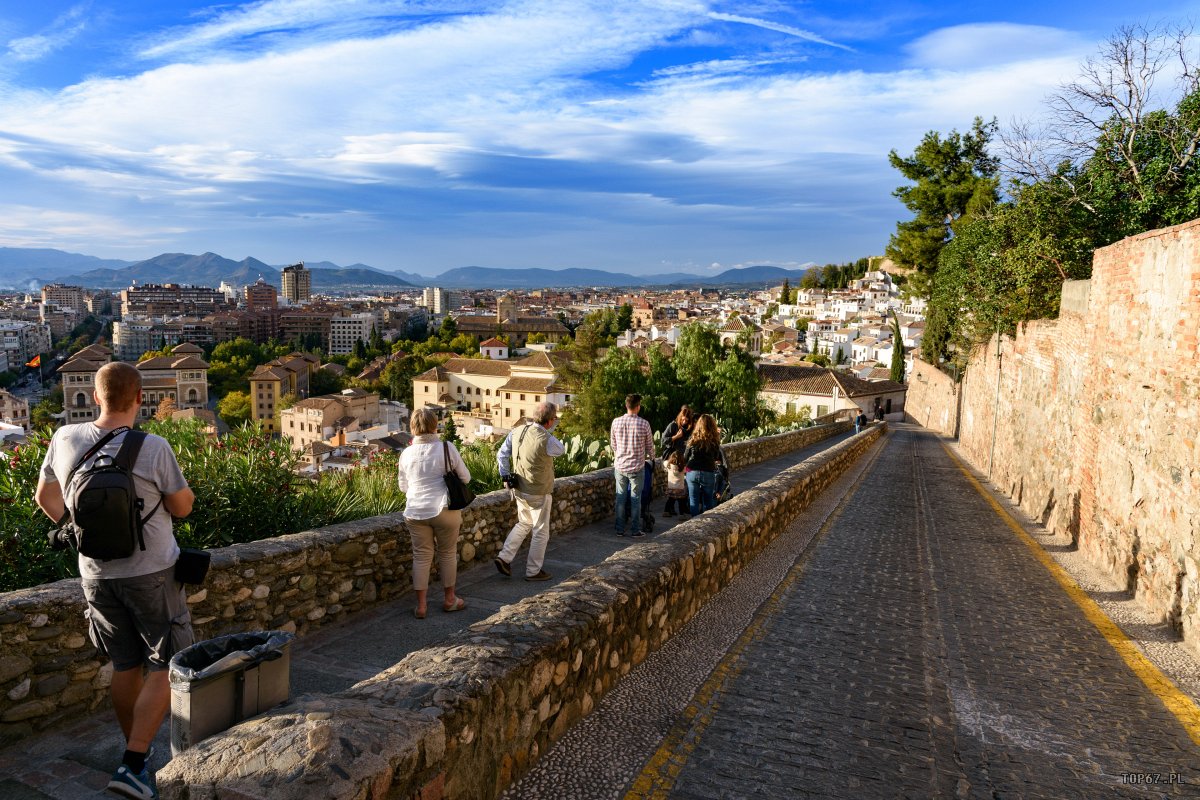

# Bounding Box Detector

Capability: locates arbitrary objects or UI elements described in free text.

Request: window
[505,392,511,399]
[520,394,525,401]
[457,386,462,393]
[74,392,86,408]
[485,389,491,396]
[424,386,429,393]
[188,389,197,403]
[506,408,512,417]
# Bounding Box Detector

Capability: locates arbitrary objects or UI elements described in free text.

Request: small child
[664,451,687,517]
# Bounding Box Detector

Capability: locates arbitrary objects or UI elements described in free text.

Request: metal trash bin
[169,630,295,756]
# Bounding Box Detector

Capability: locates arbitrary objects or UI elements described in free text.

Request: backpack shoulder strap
[63,426,128,493]
[442,441,451,476]
[111,430,155,552]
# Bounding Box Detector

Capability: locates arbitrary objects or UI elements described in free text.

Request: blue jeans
[614,470,642,533]
[686,470,717,516]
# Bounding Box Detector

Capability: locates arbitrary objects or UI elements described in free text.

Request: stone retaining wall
[0,421,850,743]
[905,357,960,438]
[951,220,1200,656]
[157,423,884,800]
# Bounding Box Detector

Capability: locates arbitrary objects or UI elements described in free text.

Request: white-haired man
[495,401,564,581]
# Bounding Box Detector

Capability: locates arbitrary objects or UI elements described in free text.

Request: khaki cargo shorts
[81,566,194,672]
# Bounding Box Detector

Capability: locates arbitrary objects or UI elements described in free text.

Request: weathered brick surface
[937,219,1200,656]
[0,421,850,741]
[905,356,960,437]
[155,424,883,800]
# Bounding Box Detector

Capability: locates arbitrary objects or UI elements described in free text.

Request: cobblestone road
[511,425,1200,799]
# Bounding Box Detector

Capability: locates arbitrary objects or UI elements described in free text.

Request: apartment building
[280,388,380,452]
[120,283,228,318]
[420,287,457,315]
[281,263,312,303]
[0,319,51,368]
[40,284,87,314]
[329,312,380,355]
[248,352,318,432]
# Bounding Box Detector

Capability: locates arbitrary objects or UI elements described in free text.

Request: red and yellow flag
[25,355,40,368]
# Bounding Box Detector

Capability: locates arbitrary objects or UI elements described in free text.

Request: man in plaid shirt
[610,393,655,537]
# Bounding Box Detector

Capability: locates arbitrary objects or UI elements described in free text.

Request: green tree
[615,303,633,333]
[890,315,906,383]
[779,278,791,304]
[310,367,345,396]
[31,397,62,430]
[217,390,253,427]
[353,338,368,360]
[441,415,460,444]
[804,352,831,367]
[438,316,458,339]
[707,348,763,434]
[886,117,1000,290]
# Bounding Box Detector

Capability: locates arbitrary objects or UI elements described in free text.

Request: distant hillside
[6,246,812,291]
[307,267,413,288]
[58,253,412,290]
[432,264,814,289]
[0,248,134,290]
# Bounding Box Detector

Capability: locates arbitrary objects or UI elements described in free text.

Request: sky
[0,1,1197,276]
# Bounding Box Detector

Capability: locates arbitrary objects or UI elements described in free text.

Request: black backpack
[64,427,161,560]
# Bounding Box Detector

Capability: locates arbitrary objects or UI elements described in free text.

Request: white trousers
[498,491,553,577]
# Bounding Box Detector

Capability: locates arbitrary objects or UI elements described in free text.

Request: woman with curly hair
[683,413,724,517]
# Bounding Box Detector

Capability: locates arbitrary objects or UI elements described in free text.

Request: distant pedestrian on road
[611,394,655,537]
[660,405,695,463]
[35,362,195,800]
[855,410,867,434]
[496,402,565,581]
[397,408,470,619]
[684,413,725,516]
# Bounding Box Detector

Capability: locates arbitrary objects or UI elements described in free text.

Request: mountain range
[0,247,814,292]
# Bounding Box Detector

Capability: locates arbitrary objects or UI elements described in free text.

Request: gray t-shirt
[40,422,188,580]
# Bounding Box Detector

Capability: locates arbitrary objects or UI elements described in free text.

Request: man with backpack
[36,362,194,800]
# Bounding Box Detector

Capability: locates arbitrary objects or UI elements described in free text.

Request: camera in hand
[502,473,521,490]
[47,523,78,551]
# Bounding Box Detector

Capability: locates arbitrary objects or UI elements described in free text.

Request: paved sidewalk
[0,429,853,800]
[619,425,1199,799]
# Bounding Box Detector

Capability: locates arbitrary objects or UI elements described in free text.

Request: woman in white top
[397,408,471,618]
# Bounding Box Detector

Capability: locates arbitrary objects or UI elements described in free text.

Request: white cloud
[0,4,1119,267]
[708,11,852,51]
[7,4,91,62]
[905,23,1091,70]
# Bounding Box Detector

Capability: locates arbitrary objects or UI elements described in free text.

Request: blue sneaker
[107,764,156,800]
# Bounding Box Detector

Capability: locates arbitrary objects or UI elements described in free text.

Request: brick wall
[954,219,1200,656]
[905,356,960,437]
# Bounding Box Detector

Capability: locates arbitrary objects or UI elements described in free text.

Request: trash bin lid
[169,630,295,685]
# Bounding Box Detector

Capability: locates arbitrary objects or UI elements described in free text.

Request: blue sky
[0,1,1196,276]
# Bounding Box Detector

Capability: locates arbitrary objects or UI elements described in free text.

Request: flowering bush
[0,430,76,591]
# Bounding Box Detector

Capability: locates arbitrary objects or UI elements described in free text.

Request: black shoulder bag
[443,442,475,510]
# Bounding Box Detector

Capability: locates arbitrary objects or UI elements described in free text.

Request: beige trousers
[406,508,462,591]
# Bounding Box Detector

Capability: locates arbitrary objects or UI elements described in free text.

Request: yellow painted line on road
[940,441,1200,748]
[625,436,887,800]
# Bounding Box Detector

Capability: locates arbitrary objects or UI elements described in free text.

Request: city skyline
[0,1,1190,275]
